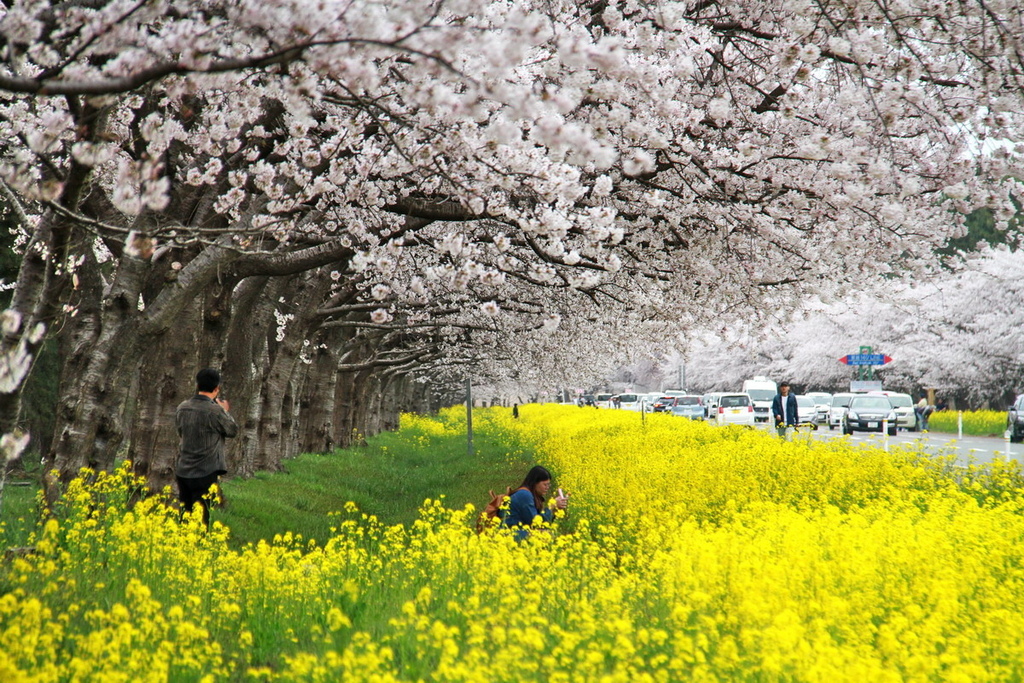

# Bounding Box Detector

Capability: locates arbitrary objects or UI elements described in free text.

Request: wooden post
[466,375,474,456]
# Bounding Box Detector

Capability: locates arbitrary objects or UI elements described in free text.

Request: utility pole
[466,375,474,456]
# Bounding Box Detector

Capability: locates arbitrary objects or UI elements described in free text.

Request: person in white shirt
[771,382,798,438]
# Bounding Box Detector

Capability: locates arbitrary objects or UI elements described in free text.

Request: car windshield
[850,397,891,410]
[618,394,638,402]
[597,394,612,401]
[797,397,814,407]
[720,395,750,407]
[832,395,853,407]
[887,395,912,407]
[677,397,700,405]
[746,389,775,401]
[656,397,674,404]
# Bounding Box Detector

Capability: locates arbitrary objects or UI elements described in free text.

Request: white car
[795,395,820,428]
[804,392,833,424]
[595,393,614,409]
[828,393,859,430]
[868,391,917,430]
[714,393,756,426]
[702,392,725,419]
[615,393,642,411]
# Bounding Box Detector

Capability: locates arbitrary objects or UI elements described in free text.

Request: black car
[1009,395,1024,443]
[842,396,898,436]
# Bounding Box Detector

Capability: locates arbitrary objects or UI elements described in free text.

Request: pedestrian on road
[175,368,238,527]
[915,393,934,431]
[772,382,799,438]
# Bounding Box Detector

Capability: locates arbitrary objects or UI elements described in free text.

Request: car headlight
[847,411,858,420]
[888,411,897,421]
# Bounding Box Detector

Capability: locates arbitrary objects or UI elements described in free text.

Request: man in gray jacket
[175,368,238,526]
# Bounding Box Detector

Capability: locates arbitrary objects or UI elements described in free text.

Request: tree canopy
[0,0,1022,482]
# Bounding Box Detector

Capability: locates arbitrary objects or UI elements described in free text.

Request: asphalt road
[782,424,1021,466]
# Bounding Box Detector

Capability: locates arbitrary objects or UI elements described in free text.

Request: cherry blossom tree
[680,246,1024,407]
[0,0,1022,493]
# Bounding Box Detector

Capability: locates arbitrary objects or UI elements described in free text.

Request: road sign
[839,354,892,366]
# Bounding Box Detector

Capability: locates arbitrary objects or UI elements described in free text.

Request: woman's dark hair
[518,465,552,512]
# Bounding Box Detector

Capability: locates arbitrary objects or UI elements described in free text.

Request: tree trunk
[297,340,339,454]
[127,298,202,492]
[43,250,150,500]
[224,277,282,477]
[250,271,334,470]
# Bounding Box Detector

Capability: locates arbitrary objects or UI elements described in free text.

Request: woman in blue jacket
[503,465,568,540]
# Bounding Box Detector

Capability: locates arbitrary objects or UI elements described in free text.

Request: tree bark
[297,338,339,454]
[250,270,334,471]
[43,248,151,500]
[126,298,202,493]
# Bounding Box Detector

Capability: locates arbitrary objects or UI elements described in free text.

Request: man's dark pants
[177,472,220,527]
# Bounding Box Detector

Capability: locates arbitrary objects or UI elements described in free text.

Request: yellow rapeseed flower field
[2,405,1024,681]
[928,410,1007,437]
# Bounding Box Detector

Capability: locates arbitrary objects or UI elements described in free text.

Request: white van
[595,393,614,409]
[616,393,642,411]
[742,377,777,423]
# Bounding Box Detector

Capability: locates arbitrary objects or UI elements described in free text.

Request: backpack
[476,486,520,534]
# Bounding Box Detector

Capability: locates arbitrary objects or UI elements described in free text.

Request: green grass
[217,414,531,548]
[1,410,534,551]
[0,482,42,549]
[0,460,45,550]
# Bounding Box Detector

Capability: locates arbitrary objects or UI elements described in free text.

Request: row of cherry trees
[680,245,1024,409]
[1,0,1022,494]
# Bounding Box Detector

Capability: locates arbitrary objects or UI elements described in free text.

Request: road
[784,425,1020,466]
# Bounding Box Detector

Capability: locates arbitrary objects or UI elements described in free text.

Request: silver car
[669,395,704,420]
[828,393,859,430]
[868,392,917,430]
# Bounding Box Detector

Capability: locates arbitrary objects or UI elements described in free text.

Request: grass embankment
[218,409,532,547]
[0,477,39,550]
[0,407,532,551]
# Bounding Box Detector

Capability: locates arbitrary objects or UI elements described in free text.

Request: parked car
[642,392,665,412]
[715,393,756,426]
[1008,395,1024,443]
[669,395,704,420]
[595,393,614,409]
[795,395,820,428]
[702,392,725,419]
[616,393,642,411]
[842,395,898,436]
[742,377,777,423]
[867,391,917,430]
[652,396,678,412]
[804,392,833,424]
[828,392,858,430]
